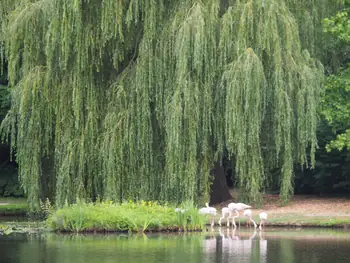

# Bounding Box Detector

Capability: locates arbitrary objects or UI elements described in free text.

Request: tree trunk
[210,159,232,205]
[40,156,55,202]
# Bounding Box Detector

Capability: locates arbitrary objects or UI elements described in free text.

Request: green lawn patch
[260,214,350,228]
[209,211,350,229]
[47,200,207,233]
[0,198,28,216]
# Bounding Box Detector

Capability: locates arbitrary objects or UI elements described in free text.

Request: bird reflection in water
[202,228,267,263]
[259,230,267,263]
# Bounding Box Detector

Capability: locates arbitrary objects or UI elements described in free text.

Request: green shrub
[47,200,206,233]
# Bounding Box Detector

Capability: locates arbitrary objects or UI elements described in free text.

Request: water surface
[1,227,350,263]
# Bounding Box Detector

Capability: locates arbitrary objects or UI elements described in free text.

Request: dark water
[1,227,350,263]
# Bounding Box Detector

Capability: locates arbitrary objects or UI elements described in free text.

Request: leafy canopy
[0,0,341,210]
[322,1,350,152]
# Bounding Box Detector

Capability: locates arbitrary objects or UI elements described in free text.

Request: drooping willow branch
[0,0,342,210]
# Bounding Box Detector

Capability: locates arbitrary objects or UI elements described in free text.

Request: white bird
[218,207,231,227]
[243,209,257,228]
[228,202,251,227]
[259,212,268,231]
[199,202,217,228]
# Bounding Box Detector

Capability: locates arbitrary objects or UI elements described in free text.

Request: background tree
[292,1,350,196]
[0,0,344,210]
[0,34,19,197]
[322,2,350,152]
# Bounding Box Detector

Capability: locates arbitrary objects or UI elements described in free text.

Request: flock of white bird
[198,202,268,230]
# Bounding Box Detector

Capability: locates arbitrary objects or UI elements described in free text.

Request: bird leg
[232,215,237,228]
[219,211,227,227]
[231,210,239,228]
[231,227,239,240]
[218,216,223,226]
[227,211,231,227]
[250,217,257,229]
[259,219,264,231]
[249,230,257,240]
[235,210,240,228]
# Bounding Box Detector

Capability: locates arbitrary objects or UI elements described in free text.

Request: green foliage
[294,120,350,195]
[322,69,350,151]
[323,1,350,42]
[0,0,339,209]
[221,48,267,204]
[28,197,53,219]
[326,130,350,151]
[286,0,344,66]
[47,200,206,233]
[0,85,10,119]
[174,200,206,230]
[322,2,350,152]
[0,224,12,235]
[323,69,350,126]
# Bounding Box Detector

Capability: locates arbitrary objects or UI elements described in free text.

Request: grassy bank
[220,215,350,228]
[3,195,350,233]
[48,200,206,233]
[265,214,350,228]
[215,194,350,229]
[47,198,350,233]
[0,198,28,216]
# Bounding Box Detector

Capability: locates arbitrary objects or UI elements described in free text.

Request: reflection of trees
[17,233,207,263]
[0,233,27,262]
[279,239,294,263]
[5,229,350,263]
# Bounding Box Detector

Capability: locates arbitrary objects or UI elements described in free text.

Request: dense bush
[47,200,206,233]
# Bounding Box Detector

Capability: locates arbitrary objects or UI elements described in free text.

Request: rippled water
[1,227,350,263]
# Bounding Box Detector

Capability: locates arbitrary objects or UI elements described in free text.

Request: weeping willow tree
[286,0,346,72]
[0,0,343,210]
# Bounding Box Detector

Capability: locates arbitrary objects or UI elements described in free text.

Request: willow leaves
[0,0,340,209]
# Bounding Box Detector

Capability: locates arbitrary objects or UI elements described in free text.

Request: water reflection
[259,231,267,263]
[202,227,265,263]
[1,228,350,263]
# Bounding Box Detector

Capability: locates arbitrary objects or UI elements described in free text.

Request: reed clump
[47,200,206,233]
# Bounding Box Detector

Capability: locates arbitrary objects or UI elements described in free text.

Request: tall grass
[47,200,207,233]
[174,200,206,231]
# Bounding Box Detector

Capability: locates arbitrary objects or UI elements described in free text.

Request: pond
[1,227,350,263]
